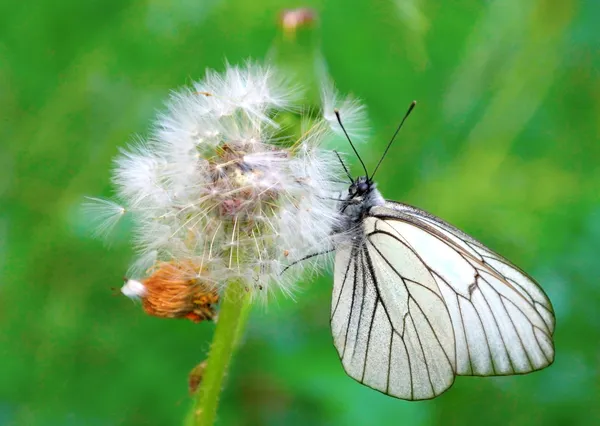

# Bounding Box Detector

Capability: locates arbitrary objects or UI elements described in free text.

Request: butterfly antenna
[371,100,417,180]
[334,150,353,182]
[334,109,369,179]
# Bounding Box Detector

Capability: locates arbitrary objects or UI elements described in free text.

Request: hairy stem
[186,280,252,426]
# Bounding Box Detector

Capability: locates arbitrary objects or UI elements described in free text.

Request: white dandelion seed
[82,197,126,239]
[89,63,355,312]
[321,80,370,141]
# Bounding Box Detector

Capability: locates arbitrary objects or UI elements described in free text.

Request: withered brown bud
[140,260,219,323]
[188,360,208,394]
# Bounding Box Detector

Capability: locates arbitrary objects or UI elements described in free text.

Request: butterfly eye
[358,182,369,193]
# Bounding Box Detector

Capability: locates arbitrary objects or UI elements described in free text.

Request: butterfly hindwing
[331,215,456,400]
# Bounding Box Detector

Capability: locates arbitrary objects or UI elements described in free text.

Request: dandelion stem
[186,280,252,426]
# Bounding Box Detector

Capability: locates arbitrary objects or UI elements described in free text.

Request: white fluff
[121,279,147,299]
[89,63,363,301]
[321,81,370,142]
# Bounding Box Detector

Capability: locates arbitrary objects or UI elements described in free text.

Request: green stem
[185,280,252,426]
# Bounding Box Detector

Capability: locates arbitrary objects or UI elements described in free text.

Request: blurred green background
[2,0,599,425]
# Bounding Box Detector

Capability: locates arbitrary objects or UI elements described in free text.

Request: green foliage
[1,0,598,424]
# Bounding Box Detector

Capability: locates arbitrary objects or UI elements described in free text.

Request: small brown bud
[188,359,208,394]
[140,260,219,323]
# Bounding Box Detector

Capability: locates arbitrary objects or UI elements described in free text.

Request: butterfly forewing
[367,202,555,376]
[376,201,555,331]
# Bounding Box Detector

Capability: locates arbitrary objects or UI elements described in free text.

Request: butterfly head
[334,176,384,236]
[345,176,385,210]
[348,176,373,199]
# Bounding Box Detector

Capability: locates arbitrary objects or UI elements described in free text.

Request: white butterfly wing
[331,217,456,400]
[331,202,555,400]
[370,202,555,376]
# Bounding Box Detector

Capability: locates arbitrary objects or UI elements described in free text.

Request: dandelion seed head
[90,63,358,309]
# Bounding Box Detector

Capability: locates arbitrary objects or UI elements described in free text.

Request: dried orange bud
[122,260,219,323]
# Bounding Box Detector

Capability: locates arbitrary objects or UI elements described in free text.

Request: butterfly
[329,102,555,400]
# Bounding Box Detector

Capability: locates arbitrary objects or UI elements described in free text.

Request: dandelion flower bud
[90,63,347,315]
[279,8,317,37]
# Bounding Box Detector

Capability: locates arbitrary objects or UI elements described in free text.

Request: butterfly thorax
[333,177,385,240]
